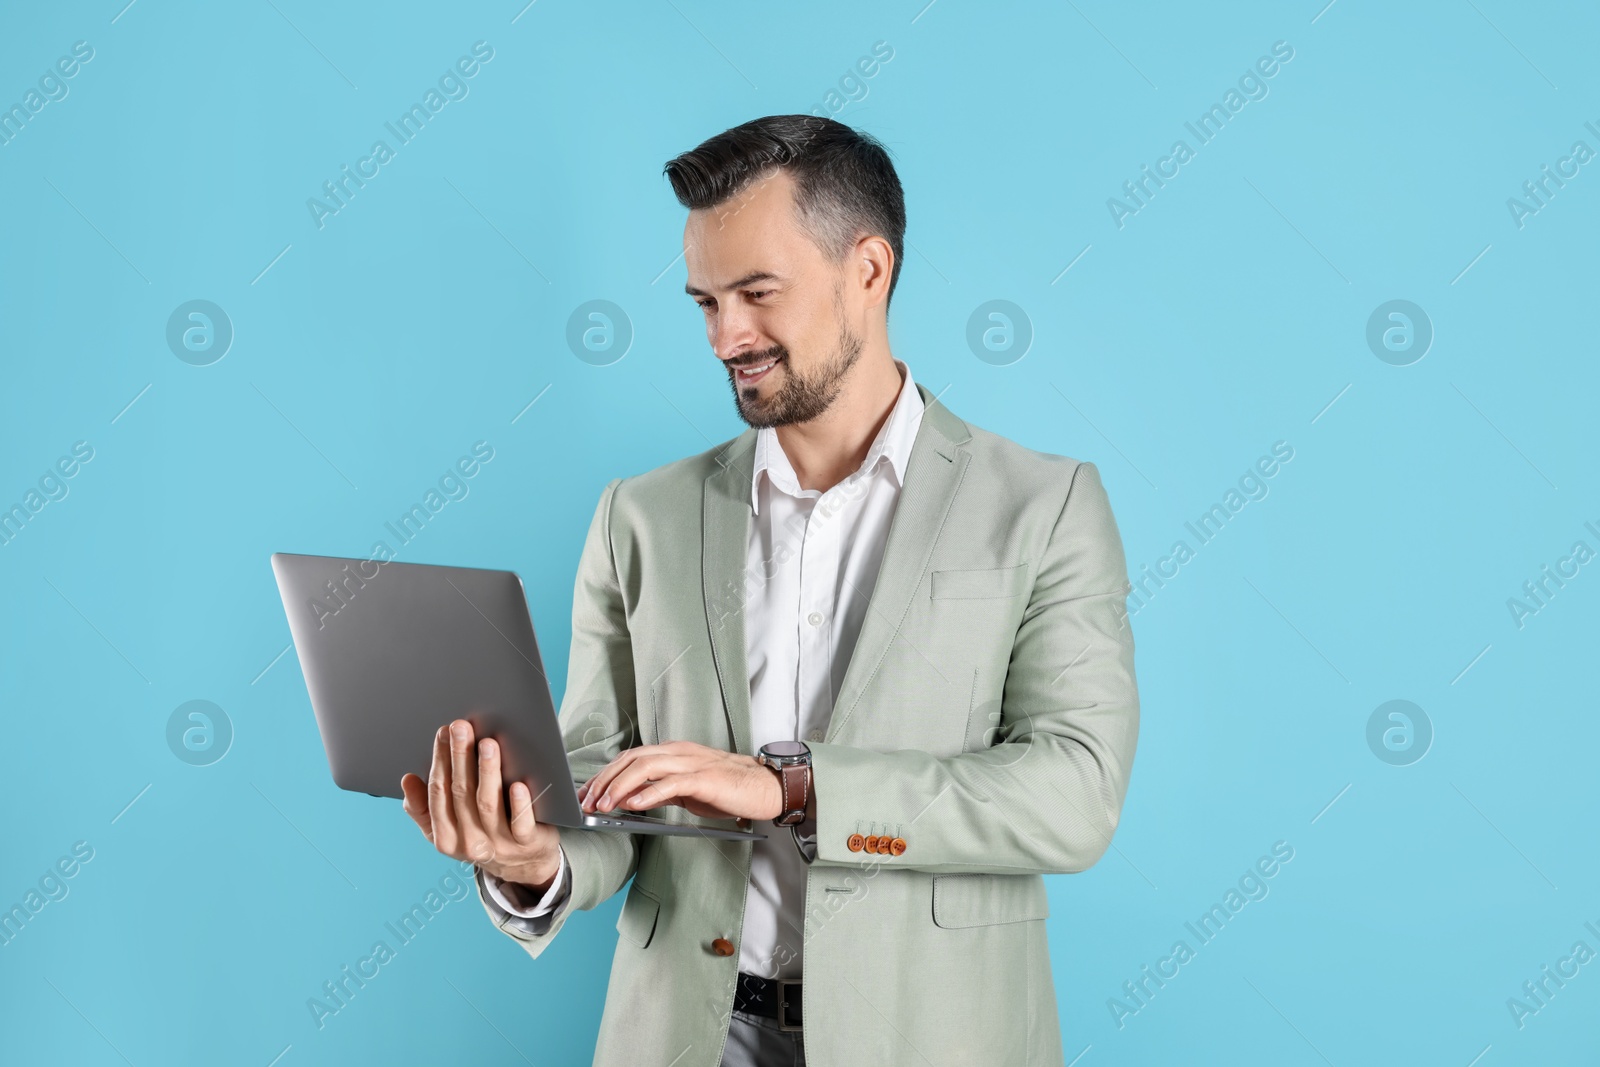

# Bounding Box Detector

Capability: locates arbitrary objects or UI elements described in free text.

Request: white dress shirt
[483,359,925,981]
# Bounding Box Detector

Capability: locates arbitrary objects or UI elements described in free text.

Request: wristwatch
[757,741,812,827]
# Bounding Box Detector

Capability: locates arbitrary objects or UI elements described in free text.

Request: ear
[854,233,894,310]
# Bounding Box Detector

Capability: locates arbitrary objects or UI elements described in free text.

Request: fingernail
[599,792,611,811]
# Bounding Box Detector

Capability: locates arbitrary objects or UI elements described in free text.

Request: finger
[591,754,668,811]
[448,720,494,863]
[476,737,509,836]
[400,773,432,839]
[427,725,460,855]
[582,744,699,811]
[620,773,693,810]
[596,755,694,812]
[507,780,538,844]
[581,747,647,811]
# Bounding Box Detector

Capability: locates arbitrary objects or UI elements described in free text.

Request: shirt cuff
[481,847,569,917]
[792,817,817,863]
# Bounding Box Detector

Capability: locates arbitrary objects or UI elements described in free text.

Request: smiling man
[401,114,1140,1067]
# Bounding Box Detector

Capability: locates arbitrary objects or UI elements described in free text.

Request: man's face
[683,169,862,429]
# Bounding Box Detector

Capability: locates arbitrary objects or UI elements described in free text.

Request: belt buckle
[776,979,802,1032]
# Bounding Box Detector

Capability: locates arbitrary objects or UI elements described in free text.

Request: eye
[747,290,772,300]
[695,298,716,311]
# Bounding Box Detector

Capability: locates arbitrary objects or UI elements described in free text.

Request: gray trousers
[720,1009,806,1067]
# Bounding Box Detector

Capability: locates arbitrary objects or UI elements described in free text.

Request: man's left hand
[579,741,782,823]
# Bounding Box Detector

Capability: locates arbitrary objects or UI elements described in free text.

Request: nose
[711,304,761,363]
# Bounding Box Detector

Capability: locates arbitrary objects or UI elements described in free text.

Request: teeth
[738,360,776,377]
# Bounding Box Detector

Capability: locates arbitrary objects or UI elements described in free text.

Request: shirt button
[807,730,824,742]
[807,611,823,626]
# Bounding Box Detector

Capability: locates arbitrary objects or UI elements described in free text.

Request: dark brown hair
[664,115,906,310]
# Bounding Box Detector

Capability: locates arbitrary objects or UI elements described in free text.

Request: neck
[774,347,904,494]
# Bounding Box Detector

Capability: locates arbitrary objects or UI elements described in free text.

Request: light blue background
[2,1,1597,1063]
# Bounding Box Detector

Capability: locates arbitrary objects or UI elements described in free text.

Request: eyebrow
[684,271,782,298]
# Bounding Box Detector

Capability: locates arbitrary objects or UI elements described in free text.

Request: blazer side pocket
[931,563,1030,600]
[931,873,1050,929]
[616,881,662,948]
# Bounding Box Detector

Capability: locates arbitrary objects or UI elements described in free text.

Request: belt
[734,971,803,1031]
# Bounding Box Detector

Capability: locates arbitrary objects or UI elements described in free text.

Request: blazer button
[847,834,865,852]
[889,837,907,856]
[711,938,735,957]
[864,835,880,853]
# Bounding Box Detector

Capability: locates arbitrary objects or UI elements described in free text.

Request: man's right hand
[401,718,563,893]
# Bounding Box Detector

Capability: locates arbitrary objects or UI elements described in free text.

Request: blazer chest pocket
[931,564,1029,600]
[616,882,662,948]
[932,873,1049,929]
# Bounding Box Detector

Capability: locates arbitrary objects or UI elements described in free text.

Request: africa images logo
[1106,41,1295,229]
[306,41,495,230]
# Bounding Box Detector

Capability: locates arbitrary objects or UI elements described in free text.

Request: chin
[734,394,781,430]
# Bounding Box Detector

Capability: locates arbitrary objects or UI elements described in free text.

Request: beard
[726,313,864,430]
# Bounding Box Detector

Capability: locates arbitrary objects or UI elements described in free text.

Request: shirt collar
[751,359,924,515]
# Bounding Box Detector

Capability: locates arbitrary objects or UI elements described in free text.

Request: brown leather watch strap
[774,762,809,826]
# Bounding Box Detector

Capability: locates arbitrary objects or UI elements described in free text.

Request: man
[401,114,1140,1066]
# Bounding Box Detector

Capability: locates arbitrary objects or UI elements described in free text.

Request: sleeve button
[889,837,907,856]
[847,834,865,852]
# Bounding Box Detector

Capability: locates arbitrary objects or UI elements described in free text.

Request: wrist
[489,849,561,894]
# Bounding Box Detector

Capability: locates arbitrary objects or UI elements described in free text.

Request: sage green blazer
[476,383,1140,1066]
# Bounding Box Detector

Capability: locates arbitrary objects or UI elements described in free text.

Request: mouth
[731,356,781,387]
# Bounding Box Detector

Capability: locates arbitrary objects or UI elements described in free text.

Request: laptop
[270,552,761,842]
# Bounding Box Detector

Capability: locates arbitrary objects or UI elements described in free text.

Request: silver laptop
[270,552,760,842]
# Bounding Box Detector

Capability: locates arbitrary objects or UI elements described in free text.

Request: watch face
[762,740,809,761]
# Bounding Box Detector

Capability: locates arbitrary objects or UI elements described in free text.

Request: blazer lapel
[699,384,973,754]
[703,429,758,755]
[827,384,972,740]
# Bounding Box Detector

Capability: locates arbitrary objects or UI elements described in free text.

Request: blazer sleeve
[475,477,642,955]
[807,460,1139,875]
